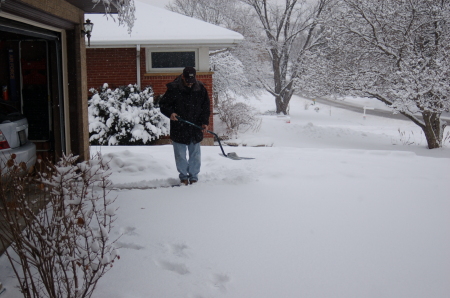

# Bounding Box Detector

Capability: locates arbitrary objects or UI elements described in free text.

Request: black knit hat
[183,67,197,84]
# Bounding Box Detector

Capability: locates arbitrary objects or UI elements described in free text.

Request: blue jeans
[172,141,201,182]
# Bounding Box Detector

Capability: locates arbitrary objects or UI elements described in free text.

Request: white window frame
[145,48,199,73]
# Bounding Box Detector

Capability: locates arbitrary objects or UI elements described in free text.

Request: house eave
[88,39,243,50]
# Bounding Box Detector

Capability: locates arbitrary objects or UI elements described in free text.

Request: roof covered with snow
[87,1,244,49]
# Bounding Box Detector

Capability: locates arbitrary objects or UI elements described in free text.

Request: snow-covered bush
[210,51,263,139]
[216,97,261,138]
[0,153,119,298]
[88,84,169,145]
[210,51,256,105]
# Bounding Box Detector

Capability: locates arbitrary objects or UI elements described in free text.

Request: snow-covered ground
[1,94,449,298]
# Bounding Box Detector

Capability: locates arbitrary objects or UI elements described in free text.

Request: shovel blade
[219,152,255,160]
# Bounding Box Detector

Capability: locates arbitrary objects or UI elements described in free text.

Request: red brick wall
[86,47,214,138]
[86,48,138,90]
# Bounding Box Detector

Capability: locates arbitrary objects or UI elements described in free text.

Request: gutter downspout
[136,44,141,90]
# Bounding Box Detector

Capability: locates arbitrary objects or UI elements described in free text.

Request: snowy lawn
[1,94,449,298]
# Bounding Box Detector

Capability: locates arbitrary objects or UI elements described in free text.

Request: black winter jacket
[159,75,210,145]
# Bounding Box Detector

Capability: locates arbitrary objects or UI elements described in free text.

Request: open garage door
[0,16,65,161]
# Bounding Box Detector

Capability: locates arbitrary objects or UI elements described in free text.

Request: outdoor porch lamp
[82,19,94,47]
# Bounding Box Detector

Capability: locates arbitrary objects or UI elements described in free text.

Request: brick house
[86,1,243,145]
[0,0,109,162]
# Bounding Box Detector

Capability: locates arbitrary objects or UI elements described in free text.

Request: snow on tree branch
[92,0,136,34]
[302,0,449,149]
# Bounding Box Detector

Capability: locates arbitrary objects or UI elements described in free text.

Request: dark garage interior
[1,16,65,162]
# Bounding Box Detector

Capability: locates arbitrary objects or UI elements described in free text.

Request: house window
[146,49,198,72]
[152,52,195,68]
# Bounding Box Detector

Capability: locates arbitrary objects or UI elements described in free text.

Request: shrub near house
[88,84,169,145]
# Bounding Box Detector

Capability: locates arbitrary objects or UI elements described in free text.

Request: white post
[136,44,141,90]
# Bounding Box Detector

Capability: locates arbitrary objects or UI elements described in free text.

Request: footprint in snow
[156,259,190,275]
[211,273,230,293]
[115,241,144,250]
[167,243,190,258]
[120,226,138,236]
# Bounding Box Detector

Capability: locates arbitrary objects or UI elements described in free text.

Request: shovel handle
[175,116,228,157]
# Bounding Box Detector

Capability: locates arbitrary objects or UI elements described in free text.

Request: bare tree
[240,0,332,115]
[167,0,331,114]
[306,0,450,149]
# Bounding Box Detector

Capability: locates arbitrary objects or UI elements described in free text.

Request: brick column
[67,19,90,161]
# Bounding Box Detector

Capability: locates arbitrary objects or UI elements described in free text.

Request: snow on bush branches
[0,153,119,298]
[88,84,169,145]
[216,97,261,138]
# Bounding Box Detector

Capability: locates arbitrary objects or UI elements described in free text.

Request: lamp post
[82,19,94,47]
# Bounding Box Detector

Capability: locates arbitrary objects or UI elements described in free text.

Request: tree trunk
[275,95,284,114]
[272,61,294,115]
[275,93,293,115]
[421,111,447,149]
[280,100,289,115]
[272,52,285,114]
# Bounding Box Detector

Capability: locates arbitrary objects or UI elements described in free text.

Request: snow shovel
[175,116,254,160]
